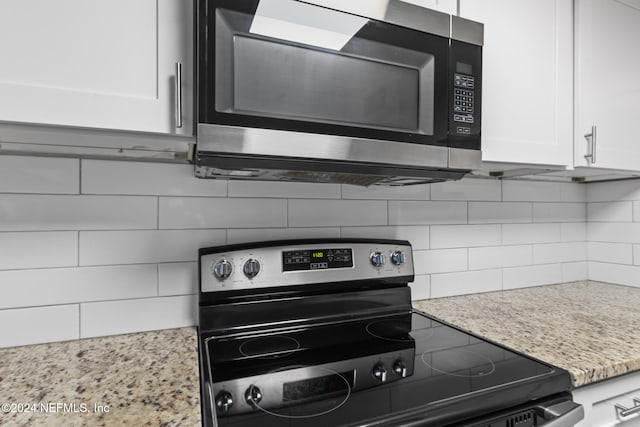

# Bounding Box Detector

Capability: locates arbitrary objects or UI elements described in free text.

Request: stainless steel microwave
[195,0,483,186]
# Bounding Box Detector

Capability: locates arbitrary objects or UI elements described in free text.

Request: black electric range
[197,239,583,427]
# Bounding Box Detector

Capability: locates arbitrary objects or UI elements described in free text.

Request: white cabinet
[459,0,573,166]
[0,0,193,136]
[574,0,640,172]
[399,0,457,15]
[574,371,640,426]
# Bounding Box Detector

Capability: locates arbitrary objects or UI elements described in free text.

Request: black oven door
[199,0,453,148]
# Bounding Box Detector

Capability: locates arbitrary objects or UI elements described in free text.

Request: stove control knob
[213,259,233,281]
[215,391,234,415]
[243,258,261,279]
[391,251,406,266]
[370,251,385,268]
[372,364,388,382]
[245,385,263,407]
[393,360,408,378]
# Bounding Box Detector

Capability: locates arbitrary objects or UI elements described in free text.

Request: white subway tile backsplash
[289,200,387,227]
[588,242,633,264]
[159,198,287,229]
[468,245,532,270]
[229,181,340,199]
[389,201,466,225]
[342,183,430,200]
[468,202,531,224]
[502,223,562,245]
[0,305,79,348]
[635,246,640,265]
[561,262,588,282]
[3,155,622,346]
[587,202,633,222]
[430,178,501,201]
[503,264,562,290]
[0,156,79,195]
[0,265,157,309]
[431,224,501,248]
[533,242,587,264]
[80,295,196,338]
[159,262,198,296]
[533,203,586,223]
[340,226,429,250]
[79,230,225,265]
[588,262,640,287]
[561,223,587,242]
[228,227,340,244]
[634,202,640,222]
[587,180,640,202]
[503,181,563,202]
[0,232,77,270]
[82,160,227,196]
[0,195,157,231]
[431,269,502,298]
[588,222,640,244]
[409,275,430,300]
[560,183,587,203]
[413,249,467,275]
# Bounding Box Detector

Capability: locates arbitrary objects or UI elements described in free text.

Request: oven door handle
[539,400,584,427]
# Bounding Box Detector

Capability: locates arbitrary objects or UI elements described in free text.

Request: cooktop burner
[420,346,496,378]
[238,336,301,359]
[366,317,420,342]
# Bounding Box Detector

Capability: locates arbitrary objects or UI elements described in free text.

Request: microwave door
[202,0,450,148]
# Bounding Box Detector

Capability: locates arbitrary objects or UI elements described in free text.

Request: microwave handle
[539,400,584,427]
[175,62,183,129]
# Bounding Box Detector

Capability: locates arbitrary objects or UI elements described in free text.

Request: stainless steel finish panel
[200,242,413,293]
[451,15,484,46]
[197,124,449,169]
[448,147,482,170]
[299,0,451,38]
[231,36,420,131]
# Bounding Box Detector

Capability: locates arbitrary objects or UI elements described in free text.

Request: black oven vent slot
[504,410,535,427]
[473,409,535,427]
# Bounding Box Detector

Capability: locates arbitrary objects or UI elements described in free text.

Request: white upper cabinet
[575,0,640,172]
[399,0,457,15]
[0,0,193,136]
[459,0,573,166]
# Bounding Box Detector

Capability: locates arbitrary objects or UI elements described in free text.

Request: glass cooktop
[201,311,569,427]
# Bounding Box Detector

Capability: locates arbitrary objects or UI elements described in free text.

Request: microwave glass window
[214,2,440,136]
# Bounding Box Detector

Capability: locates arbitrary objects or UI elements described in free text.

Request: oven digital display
[282,248,353,271]
[282,371,354,402]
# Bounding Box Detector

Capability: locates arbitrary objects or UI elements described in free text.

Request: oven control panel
[283,248,353,271]
[200,241,414,293]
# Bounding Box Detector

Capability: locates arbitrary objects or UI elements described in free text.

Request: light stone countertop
[0,327,199,426]
[413,281,640,388]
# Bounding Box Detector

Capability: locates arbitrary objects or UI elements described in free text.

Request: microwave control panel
[453,73,475,134]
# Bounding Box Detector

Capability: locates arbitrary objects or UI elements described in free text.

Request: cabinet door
[574,371,640,427]
[459,0,573,166]
[575,0,640,171]
[0,0,193,136]
[399,0,457,15]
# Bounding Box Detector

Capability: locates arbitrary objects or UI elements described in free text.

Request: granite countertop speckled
[0,327,199,427]
[413,281,640,388]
